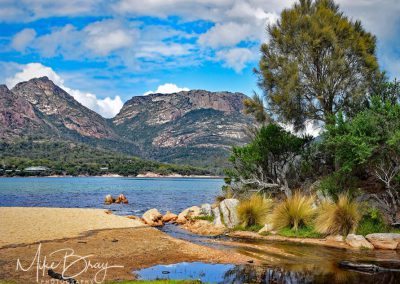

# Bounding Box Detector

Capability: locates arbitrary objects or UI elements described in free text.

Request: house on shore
[24,166,50,173]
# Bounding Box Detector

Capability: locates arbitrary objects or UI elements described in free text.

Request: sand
[0,207,143,247]
[0,207,252,283]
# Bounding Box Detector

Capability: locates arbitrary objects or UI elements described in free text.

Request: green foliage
[237,195,273,228]
[277,226,322,238]
[315,194,361,235]
[193,215,215,222]
[0,140,211,177]
[356,207,388,236]
[258,0,378,129]
[243,93,269,124]
[227,124,310,195]
[271,192,315,231]
[233,224,264,232]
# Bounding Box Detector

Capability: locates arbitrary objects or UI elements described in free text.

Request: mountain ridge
[1,77,254,171]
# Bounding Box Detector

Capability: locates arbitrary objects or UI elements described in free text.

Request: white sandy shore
[0,207,143,247]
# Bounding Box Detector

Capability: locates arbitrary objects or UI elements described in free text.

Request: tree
[258,0,379,130]
[226,124,311,197]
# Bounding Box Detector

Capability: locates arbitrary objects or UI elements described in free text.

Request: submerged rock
[200,203,212,216]
[142,208,163,226]
[366,233,400,250]
[104,194,115,205]
[115,194,129,204]
[219,199,239,229]
[162,211,178,223]
[176,206,201,224]
[345,234,374,249]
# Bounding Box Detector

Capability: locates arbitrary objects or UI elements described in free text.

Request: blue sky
[0,0,399,117]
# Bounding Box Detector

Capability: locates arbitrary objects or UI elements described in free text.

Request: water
[0,177,223,215]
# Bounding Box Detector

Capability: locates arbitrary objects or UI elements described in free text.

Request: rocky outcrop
[345,234,374,249]
[366,233,400,250]
[115,194,129,204]
[326,235,344,242]
[142,208,163,226]
[11,77,116,139]
[200,203,212,216]
[162,211,178,223]
[176,206,201,224]
[219,199,240,229]
[113,90,254,168]
[212,207,224,227]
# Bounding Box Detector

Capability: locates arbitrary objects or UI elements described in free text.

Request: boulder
[162,211,178,223]
[365,233,400,250]
[115,194,129,204]
[176,206,201,224]
[142,208,163,226]
[219,198,240,229]
[104,194,115,205]
[258,223,273,234]
[200,203,212,216]
[212,207,224,227]
[182,220,226,236]
[326,235,344,242]
[345,234,374,249]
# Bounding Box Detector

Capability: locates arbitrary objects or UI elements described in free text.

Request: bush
[271,192,315,231]
[237,195,273,228]
[315,194,361,236]
[356,207,388,236]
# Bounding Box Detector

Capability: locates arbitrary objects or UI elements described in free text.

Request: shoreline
[0,174,224,179]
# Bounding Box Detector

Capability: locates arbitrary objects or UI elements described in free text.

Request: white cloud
[11,28,37,52]
[84,19,136,56]
[144,83,189,95]
[6,63,123,118]
[216,48,256,73]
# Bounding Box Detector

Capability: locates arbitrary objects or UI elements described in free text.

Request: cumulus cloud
[144,83,190,95]
[11,28,37,52]
[216,48,257,73]
[6,63,123,118]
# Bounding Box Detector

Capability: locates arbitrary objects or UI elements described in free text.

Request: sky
[0,0,399,118]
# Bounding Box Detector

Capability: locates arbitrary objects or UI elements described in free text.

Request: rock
[212,207,224,227]
[258,224,273,234]
[365,233,400,250]
[115,194,129,204]
[326,235,344,242]
[181,220,226,236]
[219,198,240,229]
[200,203,212,216]
[176,206,201,224]
[162,211,178,223]
[104,194,115,205]
[345,234,374,249]
[142,208,163,226]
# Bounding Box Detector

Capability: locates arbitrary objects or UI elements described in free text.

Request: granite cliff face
[11,77,116,139]
[113,90,253,169]
[1,77,253,171]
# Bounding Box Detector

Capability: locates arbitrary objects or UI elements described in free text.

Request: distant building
[24,166,49,173]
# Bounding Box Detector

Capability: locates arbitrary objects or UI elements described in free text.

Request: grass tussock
[237,194,273,228]
[315,194,361,236]
[271,192,315,231]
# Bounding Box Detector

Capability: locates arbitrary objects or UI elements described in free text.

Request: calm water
[0,177,223,215]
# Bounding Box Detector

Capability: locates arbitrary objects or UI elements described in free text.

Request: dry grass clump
[315,194,361,236]
[271,192,315,231]
[237,194,273,228]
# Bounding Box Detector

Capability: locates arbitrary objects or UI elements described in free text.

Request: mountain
[11,77,116,139]
[1,77,254,172]
[113,90,253,169]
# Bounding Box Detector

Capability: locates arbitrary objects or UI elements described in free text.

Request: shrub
[356,207,388,236]
[271,192,315,231]
[315,194,361,236]
[237,195,273,228]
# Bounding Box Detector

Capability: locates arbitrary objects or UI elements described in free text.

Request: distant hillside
[1,77,254,173]
[113,90,254,171]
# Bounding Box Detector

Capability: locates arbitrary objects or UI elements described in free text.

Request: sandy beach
[0,207,252,283]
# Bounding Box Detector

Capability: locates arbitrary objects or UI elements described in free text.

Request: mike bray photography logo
[16,243,124,283]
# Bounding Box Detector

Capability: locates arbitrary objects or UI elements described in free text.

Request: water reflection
[135,261,400,284]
